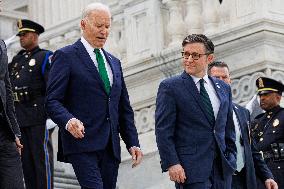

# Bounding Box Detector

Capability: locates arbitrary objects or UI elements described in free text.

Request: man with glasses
[155,34,237,189]
[208,61,278,189]
[8,19,53,189]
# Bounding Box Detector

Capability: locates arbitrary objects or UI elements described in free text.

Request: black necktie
[199,78,215,125]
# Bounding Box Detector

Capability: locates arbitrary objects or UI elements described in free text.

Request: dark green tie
[199,78,215,125]
[94,49,111,95]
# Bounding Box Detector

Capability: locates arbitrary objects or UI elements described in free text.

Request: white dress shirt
[191,74,220,119]
[233,109,245,172]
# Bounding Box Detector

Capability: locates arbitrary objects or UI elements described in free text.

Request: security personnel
[251,77,284,189]
[8,19,53,189]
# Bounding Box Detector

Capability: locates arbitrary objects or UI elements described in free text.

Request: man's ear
[207,54,215,63]
[80,20,86,30]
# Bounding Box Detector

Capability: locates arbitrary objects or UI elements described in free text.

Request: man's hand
[15,137,23,155]
[67,118,85,139]
[129,146,143,168]
[168,164,186,184]
[265,178,278,189]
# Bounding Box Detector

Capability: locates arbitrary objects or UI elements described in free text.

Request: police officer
[8,19,53,189]
[251,77,284,189]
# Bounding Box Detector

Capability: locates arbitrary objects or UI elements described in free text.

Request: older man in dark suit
[208,61,278,189]
[45,2,142,189]
[155,34,237,189]
[0,40,24,188]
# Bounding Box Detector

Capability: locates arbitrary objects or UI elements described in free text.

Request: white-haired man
[45,2,143,189]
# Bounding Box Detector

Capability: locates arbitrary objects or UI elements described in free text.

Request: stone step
[54,168,80,189]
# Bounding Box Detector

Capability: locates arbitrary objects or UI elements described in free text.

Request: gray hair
[82,2,111,19]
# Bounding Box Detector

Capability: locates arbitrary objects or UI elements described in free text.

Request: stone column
[117,19,127,63]
[163,0,186,48]
[202,0,219,35]
[218,0,231,31]
[184,0,203,34]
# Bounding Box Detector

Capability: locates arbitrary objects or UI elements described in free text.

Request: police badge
[273,119,279,127]
[29,59,36,66]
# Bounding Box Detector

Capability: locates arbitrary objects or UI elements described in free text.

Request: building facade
[1,0,284,188]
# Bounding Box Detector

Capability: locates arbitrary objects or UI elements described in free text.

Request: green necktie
[199,78,215,126]
[94,49,111,95]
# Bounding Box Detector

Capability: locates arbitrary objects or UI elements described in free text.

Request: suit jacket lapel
[74,40,106,94]
[182,72,212,126]
[233,104,249,143]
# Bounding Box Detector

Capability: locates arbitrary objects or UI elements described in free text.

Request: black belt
[262,151,274,159]
[233,167,245,176]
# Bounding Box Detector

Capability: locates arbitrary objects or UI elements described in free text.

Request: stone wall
[1,0,284,188]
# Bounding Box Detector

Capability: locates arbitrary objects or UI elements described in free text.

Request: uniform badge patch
[273,119,279,127]
[29,59,36,66]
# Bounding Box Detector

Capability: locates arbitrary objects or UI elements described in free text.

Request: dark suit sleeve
[45,50,74,128]
[225,85,237,169]
[245,109,274,181]
[118,64,140,150]
[4,54,21,138]
[155,81,180,172]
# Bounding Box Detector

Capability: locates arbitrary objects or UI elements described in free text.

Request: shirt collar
[190,74,210,85]
[80,36,101,54]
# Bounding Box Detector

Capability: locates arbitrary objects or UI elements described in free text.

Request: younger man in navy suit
[155,34,237,189]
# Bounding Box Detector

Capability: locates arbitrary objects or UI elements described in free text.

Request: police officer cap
[16,19,45,36]
[256,77,284,95]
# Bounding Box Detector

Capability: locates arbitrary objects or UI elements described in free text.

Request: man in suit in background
[208,61,278,189]
[45,2,143,189]
[251,77,284,189]
[155,34,236,189]
[0,39,24,189]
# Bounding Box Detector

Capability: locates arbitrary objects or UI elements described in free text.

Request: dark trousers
[176,156,229,189]
[67,142,120,189]
[21,125,53,189]
[232,168,246,189]
[0,141,25,189]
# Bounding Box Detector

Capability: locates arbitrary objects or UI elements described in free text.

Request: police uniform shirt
[9,46,51,127]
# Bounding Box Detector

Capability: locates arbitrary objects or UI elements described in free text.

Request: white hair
[82,2,111,19]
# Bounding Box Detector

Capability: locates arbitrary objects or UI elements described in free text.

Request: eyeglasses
[181,51,210,60]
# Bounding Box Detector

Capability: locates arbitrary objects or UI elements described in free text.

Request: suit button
[213,130,216,134]
[107,117,110,121]
[109,98,111,102]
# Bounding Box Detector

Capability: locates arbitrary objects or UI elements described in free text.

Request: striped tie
[94,49,111,95]
[199,78,215,125]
